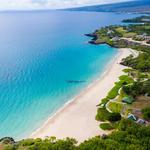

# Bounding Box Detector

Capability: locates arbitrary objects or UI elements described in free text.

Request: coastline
[30,48,133,143]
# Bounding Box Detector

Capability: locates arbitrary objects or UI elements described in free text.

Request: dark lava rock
[0,137,15,144]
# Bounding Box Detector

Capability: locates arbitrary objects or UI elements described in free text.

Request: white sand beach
[30,48,134,143]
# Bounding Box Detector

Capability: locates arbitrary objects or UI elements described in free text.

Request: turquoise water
[0,11,138,139]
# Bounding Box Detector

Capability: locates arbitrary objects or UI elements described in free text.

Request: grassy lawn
[131,96,150,110]
[144,25,150,30]
[96,108,111,121]
[123,32,137,38]
[115,27,136,38]
[101,97,109,106]
[119,75,134,84]
[115,27,127,34]
[107,75,134,100]
[126,96,150,118]
[101,75,134,105]
[107,82,122,99]
[107,101,124,113]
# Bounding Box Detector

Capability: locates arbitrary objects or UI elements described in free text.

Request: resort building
[122,96,134,104]
[136,118,146,125]
[127,114,137,121]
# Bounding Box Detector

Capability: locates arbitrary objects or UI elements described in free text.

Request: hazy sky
[0,0,132,10]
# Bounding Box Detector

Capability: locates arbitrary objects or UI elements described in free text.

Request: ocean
[0,10,138,139]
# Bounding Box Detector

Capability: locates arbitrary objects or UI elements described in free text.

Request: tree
[142,107,150,120]
[108,113,121,122]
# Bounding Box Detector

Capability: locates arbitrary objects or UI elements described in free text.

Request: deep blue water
[0,11,138,139]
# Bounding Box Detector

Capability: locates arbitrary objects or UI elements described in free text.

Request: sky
[0,0,132,10]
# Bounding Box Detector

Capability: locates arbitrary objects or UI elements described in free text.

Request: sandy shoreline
[30,48,133,143]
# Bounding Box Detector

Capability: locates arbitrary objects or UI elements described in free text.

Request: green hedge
[100,123,114,130]
[108,113,121,122]
[106,75,134,99]
[107,82,122,99]
[96,108,111,121]
[101,97,109,105]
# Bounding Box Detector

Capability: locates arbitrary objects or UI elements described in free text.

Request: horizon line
[0,0,135,12]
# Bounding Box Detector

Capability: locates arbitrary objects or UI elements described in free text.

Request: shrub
[100,123,114,130]
[96,108,110,121]
[119,75,134,84]
[108,113,121,122]
[142,107,150,120]
[121,52,150,72]
[107,82,122,99]
[118,119,139,131]
[2,121,150,150]
[122,68,133,73]
[122,80,150,97]
[101,97,109,105]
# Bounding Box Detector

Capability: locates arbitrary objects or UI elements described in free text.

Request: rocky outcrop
[0,137,15,144]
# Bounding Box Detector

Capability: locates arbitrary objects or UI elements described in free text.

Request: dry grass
[0,144,4,150]
[128,96,150,118]
[132,96,150,109]
[123,32,137,38]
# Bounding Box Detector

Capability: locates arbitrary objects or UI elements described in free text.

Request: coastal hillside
[66,0,150,13]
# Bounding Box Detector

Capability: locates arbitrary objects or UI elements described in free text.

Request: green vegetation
[107,75,134,99]
[122,16,150,23]
[126,24,150,35]
[88,19,150,48]
[121,53,150,72]
[2,119,150,150]
[115,27,126,34]
[119,75,134,83]
[96,15,150,132]
[124,32,137,38]
[115,26,137,38]
[108,113,121,122]
[99,123,114,130]
[122,79,150,97]
[97,74,134,128]
[142,107,150,120]
[96,108,121,122]
[100,75,133,105]
[107,101,124,113]
[107,82,122,99]
[96,108,111,121]
[100,97,109,106]
[3,137,77,150]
